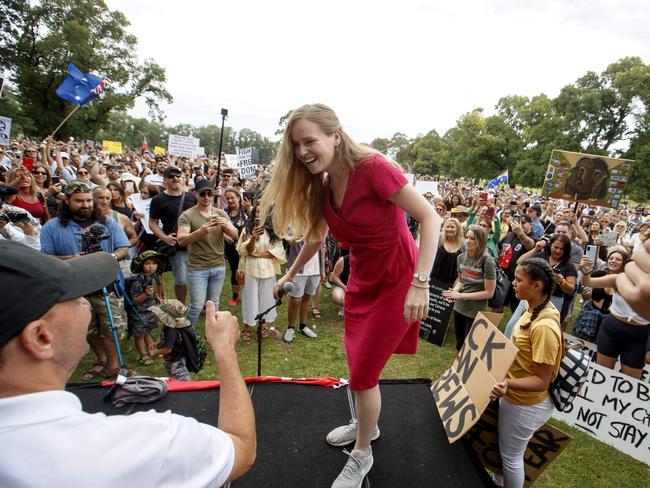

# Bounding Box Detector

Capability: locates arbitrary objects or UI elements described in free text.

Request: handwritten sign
[238,147,255,179]
[102,140,122,154]
[431,312,517,443]
[464,401,572,486]
[553,360,650,465]
[419,277,454,346]
[168,134,200,158]
[153,146,166,155]
[542,150,634,209]
[0,116,11,145]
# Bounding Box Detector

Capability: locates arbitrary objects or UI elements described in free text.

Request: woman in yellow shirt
[490,258,563,488]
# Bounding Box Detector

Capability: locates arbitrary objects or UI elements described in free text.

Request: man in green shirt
[177,180,238,326]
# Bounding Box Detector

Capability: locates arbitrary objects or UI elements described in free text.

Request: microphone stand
[254,295,285,376]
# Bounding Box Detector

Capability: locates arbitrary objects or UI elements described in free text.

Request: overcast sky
[106,0,650,143]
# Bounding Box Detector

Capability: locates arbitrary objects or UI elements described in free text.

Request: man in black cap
[0,241,256,486]
[149,166,196,303]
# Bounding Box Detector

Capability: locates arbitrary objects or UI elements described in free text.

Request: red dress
[323,154,419,390]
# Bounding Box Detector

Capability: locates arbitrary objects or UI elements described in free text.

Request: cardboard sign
[238,147,255,179]
[153,146,166,155]
[553,359,650,465]
[431,312,517,443]
[464,401,572,486]
[542,150,634,208]
[102,140,122,154]
[168,134,200,158]
[419,277,454,346]
[0,116,11,145]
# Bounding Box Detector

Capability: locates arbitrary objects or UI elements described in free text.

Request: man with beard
[39,182,132,379]
[93,186,139,277]
[149,166,197,303]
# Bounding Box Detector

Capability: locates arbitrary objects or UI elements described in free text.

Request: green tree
[0,0,172,139]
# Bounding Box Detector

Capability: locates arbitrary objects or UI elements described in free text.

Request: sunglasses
[33,171,47,176]
[165,174,182,179]
[199,191,214,197]
[77,171,89,175]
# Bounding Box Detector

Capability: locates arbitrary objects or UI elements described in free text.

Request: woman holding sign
[261,104,440,487]
[490,257,562,488]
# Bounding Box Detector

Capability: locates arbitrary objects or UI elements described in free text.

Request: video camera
[0,209,31,224]
[80,222,109,254]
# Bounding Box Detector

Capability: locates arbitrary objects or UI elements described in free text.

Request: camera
[81,223,109,254]
[221,108,229,117]
[0,209,31,224]
[242,190,257,203]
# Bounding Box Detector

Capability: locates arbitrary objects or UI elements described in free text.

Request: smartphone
[585,245,597,263]
[254,218,261,227]
[51,176,60,184]
[512,215,521,224]
[22,157,34,173]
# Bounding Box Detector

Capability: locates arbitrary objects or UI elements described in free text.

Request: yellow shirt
[236,230,286,279]
[505,303,562,406]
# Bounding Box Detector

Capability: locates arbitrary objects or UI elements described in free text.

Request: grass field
[70,275,650,487]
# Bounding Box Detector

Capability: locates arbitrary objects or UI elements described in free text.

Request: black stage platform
[69,379,492,487]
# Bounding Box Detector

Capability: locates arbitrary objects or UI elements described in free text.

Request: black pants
[224,243,240,286]
[454,311,475,351]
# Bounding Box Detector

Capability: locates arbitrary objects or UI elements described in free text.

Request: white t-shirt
[0,390,235,488]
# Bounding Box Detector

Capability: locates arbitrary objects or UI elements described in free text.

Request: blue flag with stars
[56,64,110,106]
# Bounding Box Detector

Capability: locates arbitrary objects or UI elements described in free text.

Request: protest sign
[102,140,122,154]
[404,173,416,186]
[0,116,11,145]
[168,134,200,158]
[419,277,454,346]
[415,180,439,195]
[196,146,205,157]
[553,360,650,465]
[224,153,239,169]
[464,401,572,486]
[153,146,166,155]
[541,150,634,208]
[238,147,255,179]
[431,312,517,443]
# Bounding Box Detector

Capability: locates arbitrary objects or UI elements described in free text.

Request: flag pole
[50,104,81,138]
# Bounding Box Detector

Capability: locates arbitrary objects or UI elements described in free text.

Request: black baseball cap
[194,179,213,193]
[163,166,182,177]
[0,241,120,346]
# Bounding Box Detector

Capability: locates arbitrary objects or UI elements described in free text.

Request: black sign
[419,277,454,346]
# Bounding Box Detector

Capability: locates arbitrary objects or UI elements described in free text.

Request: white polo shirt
[0,390,234,487]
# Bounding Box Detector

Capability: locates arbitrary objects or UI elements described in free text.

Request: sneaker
[300,326,318,338]
[338,308,344,317]
[331,448,373,488]
[326,419,380,447]
[228,295,240,306]
[324,281,332,289]
[284,328,295,342]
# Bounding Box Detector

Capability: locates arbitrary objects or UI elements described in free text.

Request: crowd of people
[2,105,650,487]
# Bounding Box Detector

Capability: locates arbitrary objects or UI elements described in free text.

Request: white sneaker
[331,448,373,488]
[284,328,295,342]
[338,308,344,317]
[326,419,380,446]
[300,326,318,338]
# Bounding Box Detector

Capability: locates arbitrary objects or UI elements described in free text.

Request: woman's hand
[553,273,565,285]
[534,239,547,252]
[594,236,603,247]
[580,255,594,275]
[442,289,461,301]
[490,380,508,401]
[404,285,429,323]
[273,272,295,299]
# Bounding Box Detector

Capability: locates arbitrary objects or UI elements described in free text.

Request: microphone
[277,281,294,299]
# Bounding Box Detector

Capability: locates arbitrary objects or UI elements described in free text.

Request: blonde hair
[6,167,39,197]
[260,103,391,241]
[442,218,464,248]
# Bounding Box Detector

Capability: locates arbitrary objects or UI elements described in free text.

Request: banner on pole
[541,150,634,209]
[168,134,200,158]
[0,116,11,145]
[238,147,255,179]
[102,140,122,154]
[431,312,517,443]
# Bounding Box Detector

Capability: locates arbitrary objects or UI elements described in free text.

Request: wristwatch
[413,272,430,283]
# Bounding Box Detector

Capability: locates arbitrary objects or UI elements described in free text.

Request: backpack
[178,327,208,373]
[481,255,511,309]
[572,301,604,342]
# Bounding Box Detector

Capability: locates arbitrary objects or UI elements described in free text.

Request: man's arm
[204,303,256,482]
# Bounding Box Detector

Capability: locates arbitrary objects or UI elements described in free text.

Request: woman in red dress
[262,104,440,487]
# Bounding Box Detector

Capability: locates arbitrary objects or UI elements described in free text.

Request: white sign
[224,153,239,169]
[415,180,439,195]
[0,116,11,145]
[553,360,650,465]
[168,134,200,158]
[195,146,205,157]
[128,193,152,235]
[238,147,256,179]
